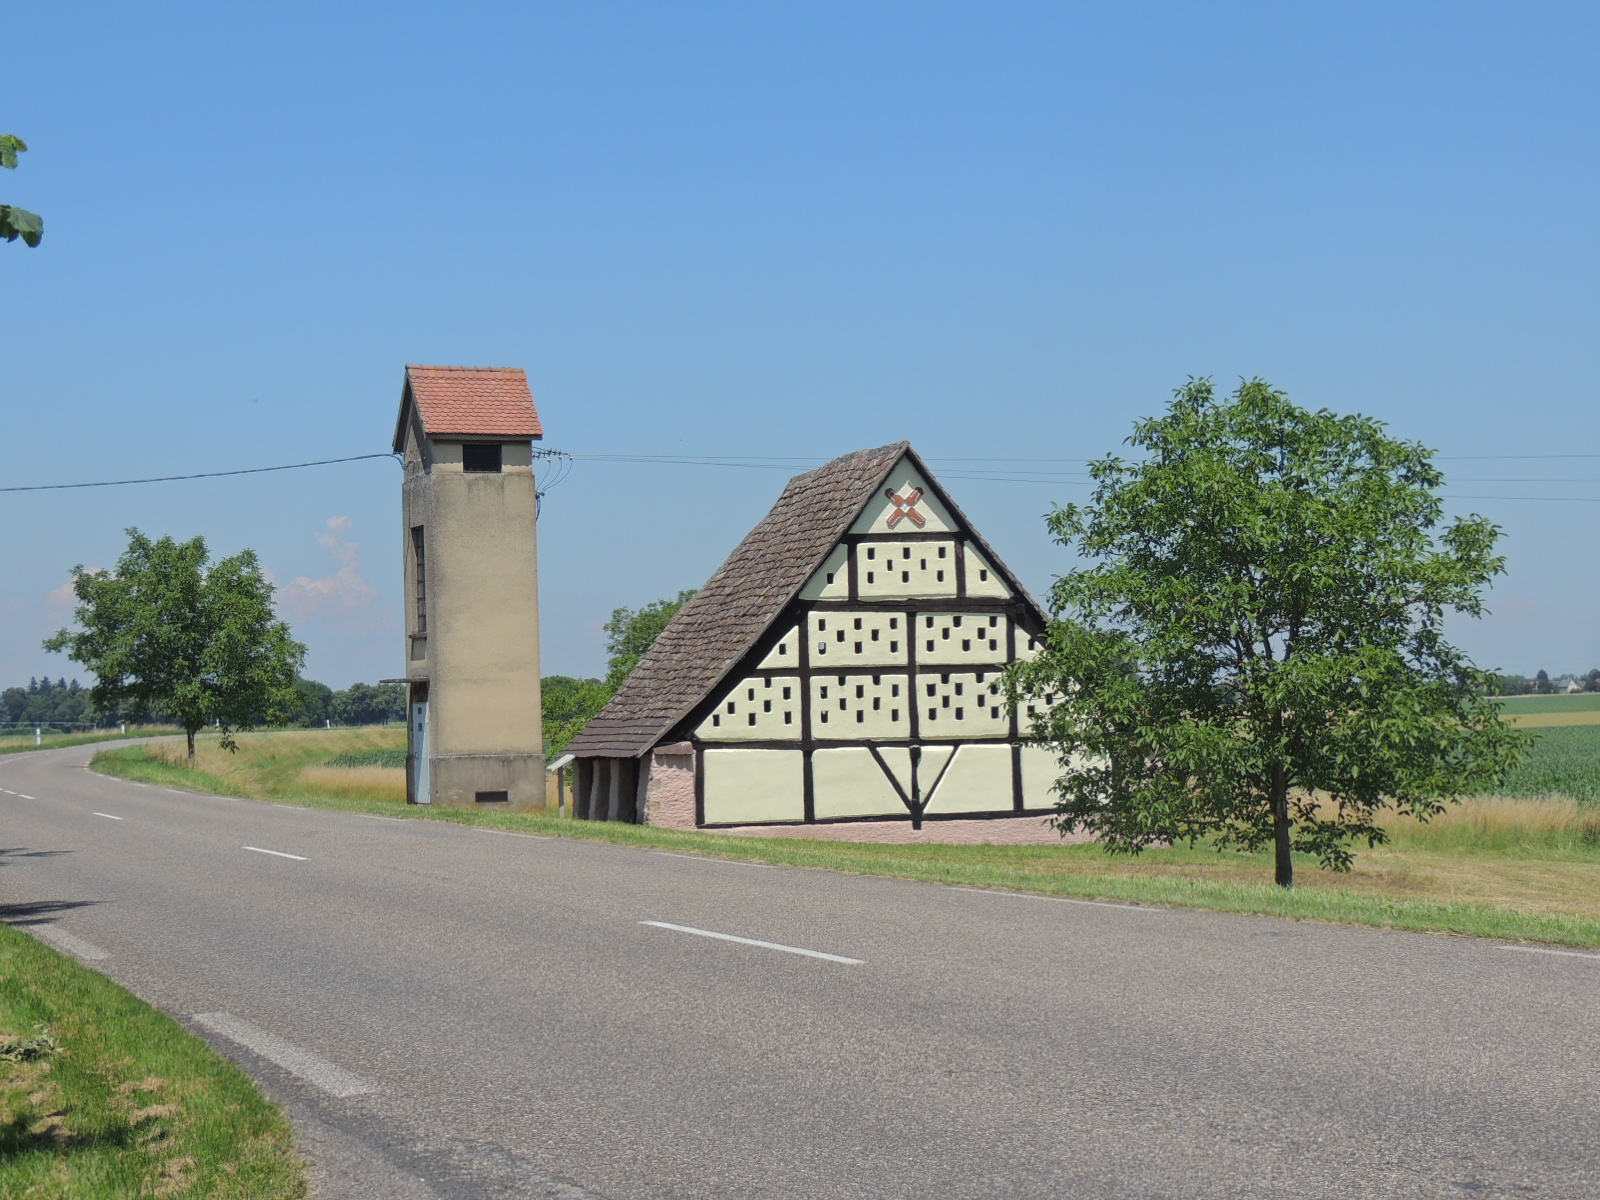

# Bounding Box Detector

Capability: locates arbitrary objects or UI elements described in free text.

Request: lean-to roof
[567,441,1044,760]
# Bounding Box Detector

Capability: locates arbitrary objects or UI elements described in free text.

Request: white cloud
[277,517,379,619]
[44,574,100,613]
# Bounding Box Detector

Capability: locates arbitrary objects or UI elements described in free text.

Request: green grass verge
[0,728,182,758]
[1494,694,1600,713]
[1497,724,1600,804]
[92,744,1600,950]
[0,922,305,1199]
[322,749,407,769]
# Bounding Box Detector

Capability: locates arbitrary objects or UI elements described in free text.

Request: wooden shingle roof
[567,443,911,758]
[567,441,1044,760]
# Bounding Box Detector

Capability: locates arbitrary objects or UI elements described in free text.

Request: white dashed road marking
[641,920,862,964]
[242,845,308,861]
[1499,945,1600,961]
[953,886,1148,911]
[93,812,124,820]
[652,852,775,868]
[194,1012,375,1097]
[21,923,110,961]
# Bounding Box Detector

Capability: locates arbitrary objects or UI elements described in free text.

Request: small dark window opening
[475,790,509,804]
[410,526,427,633]
[463,443,503,473]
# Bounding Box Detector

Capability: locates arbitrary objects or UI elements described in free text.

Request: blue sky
[3,1,1596,689]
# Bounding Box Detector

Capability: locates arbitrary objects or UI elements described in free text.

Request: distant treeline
[1490,670,1600,696]
[286,680,407,727]
[2,676,407,731]
[1,678,104,730]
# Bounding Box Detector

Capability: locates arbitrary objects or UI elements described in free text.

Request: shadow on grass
[0,1112,139,1158]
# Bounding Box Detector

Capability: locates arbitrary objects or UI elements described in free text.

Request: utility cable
[0,453,399,493]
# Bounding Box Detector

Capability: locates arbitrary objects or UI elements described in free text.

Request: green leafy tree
[539,591,699,754]
[45,529,306,760]
[541,675,615,755]
[602,590,697,689]
[1009,378,1528,888]
[291,678,334,727]
[331,682,406,726]
[1,134,42,247]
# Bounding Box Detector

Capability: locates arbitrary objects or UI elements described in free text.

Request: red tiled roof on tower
[395,365,544,448]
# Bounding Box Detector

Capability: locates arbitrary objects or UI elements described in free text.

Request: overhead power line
[0,448,576,494]
[0,453,399,493]
[4,446,1598,502]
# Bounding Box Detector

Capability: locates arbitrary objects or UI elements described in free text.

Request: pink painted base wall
[716,815,1092,846]
[642,753,697,831]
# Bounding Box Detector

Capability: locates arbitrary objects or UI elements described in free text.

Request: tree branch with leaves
[1,134,42,247]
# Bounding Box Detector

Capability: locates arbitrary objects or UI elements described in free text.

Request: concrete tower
[392,364,545,809]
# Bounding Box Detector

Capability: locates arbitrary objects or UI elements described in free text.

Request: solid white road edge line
[93,812,124,820]
[21,923,110,961]
[640,920,862,964]
[651,851,775,868]
[193,1012,375,1098]
[1499,945,1600,961]
[242,845,308,861]
[473,828,550,839]
[952,886,1148,911]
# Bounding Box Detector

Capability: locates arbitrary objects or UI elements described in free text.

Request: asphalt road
[1,743,1596,1200]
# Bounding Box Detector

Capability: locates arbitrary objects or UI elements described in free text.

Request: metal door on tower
[411,701,430,804]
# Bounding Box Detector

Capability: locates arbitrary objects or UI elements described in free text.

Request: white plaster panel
[925,743,1015,815]
[1020,745,1063,811]
[697,675,802,741]
[702,749,805,823]
[964,544,1013,598]
[916,612,1009,666]
[812,747,908,819]
[916,670,1010,738]
[1016,683,1063,739]
[850,466,958,534]
[810,611,908,667]
[1015,628,1046,661]
[757,624,801,669]
[854,540,960,599]
[799,545,850,600]
[811,673,910,740]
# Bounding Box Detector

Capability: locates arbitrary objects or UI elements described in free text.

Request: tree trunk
[1271,766,1293,888]
[186,726,197,763]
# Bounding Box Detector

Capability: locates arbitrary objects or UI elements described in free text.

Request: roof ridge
[405,364,526,373]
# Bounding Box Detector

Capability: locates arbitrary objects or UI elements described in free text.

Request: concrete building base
[423,752,548,812]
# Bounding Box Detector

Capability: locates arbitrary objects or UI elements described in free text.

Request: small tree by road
[45,529,305,760]
[1010,379,1528,888]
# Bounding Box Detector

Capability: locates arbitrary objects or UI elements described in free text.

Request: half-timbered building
[565,442,1064,843]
